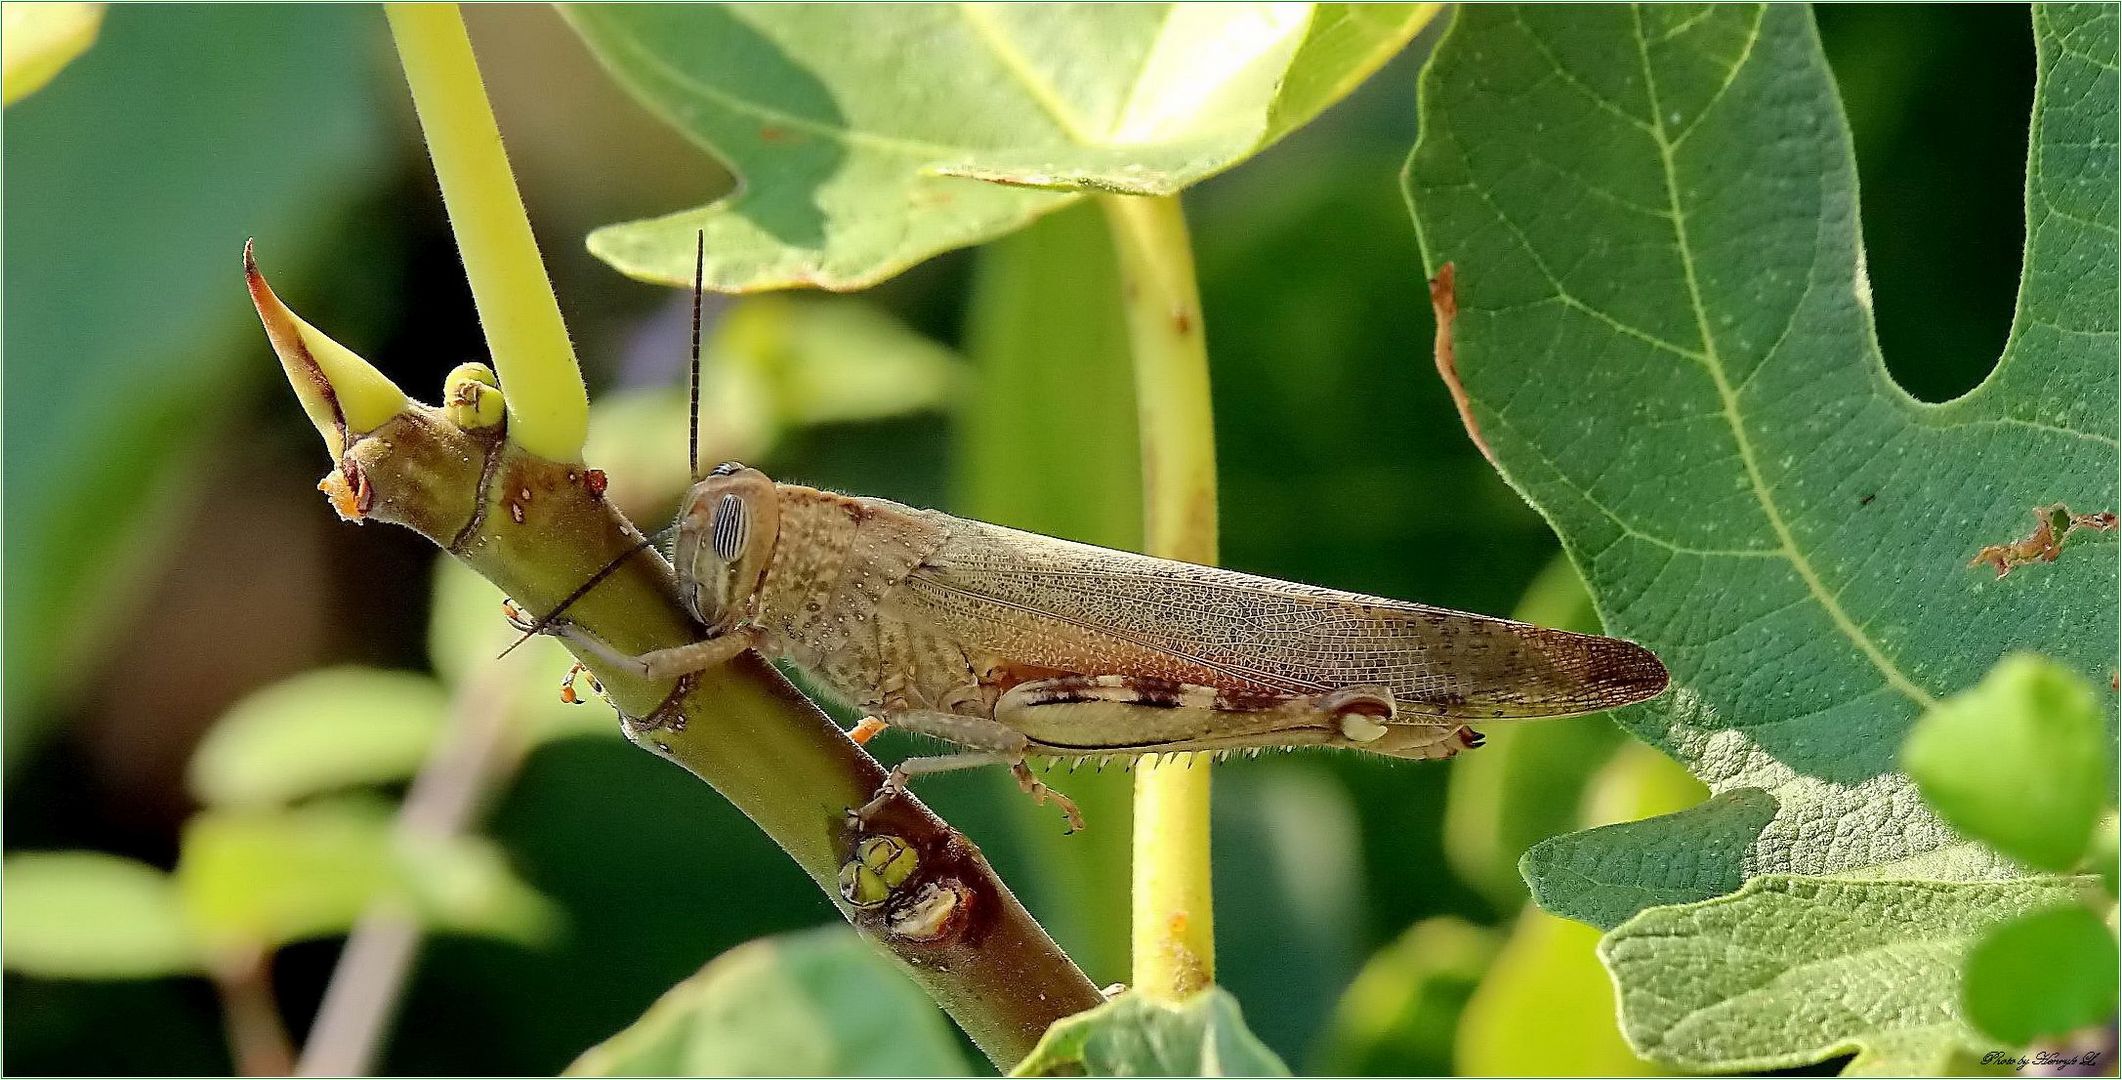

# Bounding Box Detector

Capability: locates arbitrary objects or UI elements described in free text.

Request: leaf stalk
[1102,193,1219,1000]
[385,3,587,462]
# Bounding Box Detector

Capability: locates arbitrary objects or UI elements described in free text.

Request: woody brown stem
[318,404,1102,1066]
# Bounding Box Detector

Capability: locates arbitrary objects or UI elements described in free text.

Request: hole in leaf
[1817,5,2035,403]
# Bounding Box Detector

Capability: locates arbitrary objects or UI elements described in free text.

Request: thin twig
[297,664,520,1076]
[213,946,298,1077]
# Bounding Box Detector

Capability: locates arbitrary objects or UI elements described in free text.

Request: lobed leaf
[1012,986,1290,1077]
[1522,787,1774,932]
[1407,4,2118,926]
[564,926,969,1076]
[560,3,1432,291]
[1600,875,2096,1072]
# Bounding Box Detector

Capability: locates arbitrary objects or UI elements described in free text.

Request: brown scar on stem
[1969,503,2118,578]
[317,467,371,521]
[1429,263,1497,467]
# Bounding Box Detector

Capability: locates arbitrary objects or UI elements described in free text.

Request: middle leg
[851,709,1084,832]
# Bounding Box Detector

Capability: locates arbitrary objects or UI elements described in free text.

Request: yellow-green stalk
[385,4,587,462]
[1102,193,1218,1000]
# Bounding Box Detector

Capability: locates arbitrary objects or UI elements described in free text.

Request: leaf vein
[1629,4,1939,710]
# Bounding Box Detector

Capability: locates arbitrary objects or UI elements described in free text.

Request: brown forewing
[896,513,1668,721]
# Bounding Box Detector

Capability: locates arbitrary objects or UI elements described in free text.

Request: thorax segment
[748,486,954,706]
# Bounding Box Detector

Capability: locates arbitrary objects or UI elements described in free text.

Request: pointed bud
[245,240,409,459]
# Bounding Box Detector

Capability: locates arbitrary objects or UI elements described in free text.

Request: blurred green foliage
[186,669,448,810]
[3,5,391,760]
[1905,654,2120,1054]
[1,2,104,105]
[3,5,2067,1076]
[566,927,971,1077]
[1904,653,2115,873]
[1962,904,2119,1048]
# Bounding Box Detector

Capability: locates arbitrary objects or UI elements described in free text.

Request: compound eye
[710,494,749,562]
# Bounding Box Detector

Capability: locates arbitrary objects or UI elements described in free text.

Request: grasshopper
[509,239,1669,832]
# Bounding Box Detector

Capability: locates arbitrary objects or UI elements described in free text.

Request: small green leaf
[1963,904,2119,1046]
[1904,653,2114,873]
[2,2,102,105]
[565,926,969,1076]
[1012,987,1290,1077]
[187,667,449,808]
[177,799,401,950]
[1600,876,2094,1072]
[1313,917,1495,1077]
[176,798,557,951]
[1407,2,2116,926]
[560,4,1431,291]
[0,852,204,979]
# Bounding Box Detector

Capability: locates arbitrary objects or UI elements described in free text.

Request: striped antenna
[689,230,706,480]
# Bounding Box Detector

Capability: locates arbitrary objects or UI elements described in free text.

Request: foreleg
[505,601,751,679]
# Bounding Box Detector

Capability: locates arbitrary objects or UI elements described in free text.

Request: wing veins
[907,569,1327,693]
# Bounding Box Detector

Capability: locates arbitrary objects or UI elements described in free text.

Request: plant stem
[259,6,1104,1065]
[385,3,587,463]
[303,405,1103,1066]
[1101,193,1219,1000]
[297,663,521,1076]
[213,947,297,1077]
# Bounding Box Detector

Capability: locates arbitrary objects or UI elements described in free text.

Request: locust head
[672,462,781,632]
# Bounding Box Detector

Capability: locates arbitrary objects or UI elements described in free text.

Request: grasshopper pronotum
[509,238,1669,832]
